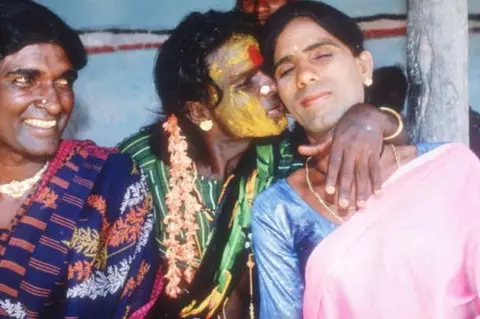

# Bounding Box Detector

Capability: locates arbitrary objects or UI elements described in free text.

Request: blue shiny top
[251,143,443,319]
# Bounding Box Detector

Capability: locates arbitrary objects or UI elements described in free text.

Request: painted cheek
[215,90,287,138]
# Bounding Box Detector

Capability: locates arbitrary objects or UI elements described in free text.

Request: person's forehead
[0,43,72,73]
[207,34,261,79]
[276,18,344,56]
[241,0,289,5]
[209,34,259,63]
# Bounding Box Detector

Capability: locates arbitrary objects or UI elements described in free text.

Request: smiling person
[0,1,158,318]
[252,1,479,318]
[119,8,411,319]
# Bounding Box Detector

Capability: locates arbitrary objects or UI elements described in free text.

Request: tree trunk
[406,0,469,144]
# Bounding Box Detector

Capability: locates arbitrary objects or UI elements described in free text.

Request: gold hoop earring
[199,120,213,132]
[364,77,373,87]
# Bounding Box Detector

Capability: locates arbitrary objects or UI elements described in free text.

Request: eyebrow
[231,64,261,84]
[273,39,339,72]
[6,68,41,78]
[61,69,78,81]
[6,68,78,80]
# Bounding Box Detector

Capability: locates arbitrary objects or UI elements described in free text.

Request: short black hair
[234,0,297,11]
[155,10,258,116]
[152,10,259,162]
[0,0,87,70]
[262,0,364,76]
[261,1,366,159]
[369,66,408,112]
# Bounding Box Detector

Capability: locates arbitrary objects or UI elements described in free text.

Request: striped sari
[0,140,160,319]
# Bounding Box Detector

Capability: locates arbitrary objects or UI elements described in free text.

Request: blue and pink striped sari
[0,140,161,319]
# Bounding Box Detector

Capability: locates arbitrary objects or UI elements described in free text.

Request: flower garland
[162,114,201,298]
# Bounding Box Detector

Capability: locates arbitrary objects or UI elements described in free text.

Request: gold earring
[199,120,213,131]
[364,77,373,87]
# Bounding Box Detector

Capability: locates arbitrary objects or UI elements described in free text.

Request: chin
[236,125,287,138]
[21,139,61,158]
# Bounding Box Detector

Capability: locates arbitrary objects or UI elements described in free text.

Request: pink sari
[304,143,480,319]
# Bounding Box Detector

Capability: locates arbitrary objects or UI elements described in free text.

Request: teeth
[24,119,57,129]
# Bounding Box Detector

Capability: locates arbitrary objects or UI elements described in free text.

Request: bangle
[379,106,403,141]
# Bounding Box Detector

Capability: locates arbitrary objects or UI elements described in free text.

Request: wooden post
[406,0,469,144]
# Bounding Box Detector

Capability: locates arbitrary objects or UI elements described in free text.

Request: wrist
[379,106,403,140]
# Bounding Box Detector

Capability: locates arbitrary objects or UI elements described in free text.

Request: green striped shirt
[118,129,303,259]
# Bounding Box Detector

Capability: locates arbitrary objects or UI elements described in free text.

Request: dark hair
[0,0,87,71]
[152,10,259,162]
[369,66,408,112]
[261,1,365,158]
[262,0,364,76]
[234,0,297,11]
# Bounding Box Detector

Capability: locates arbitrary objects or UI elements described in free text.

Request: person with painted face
[0,1,159,318]
[252,1,479,318]
[119,9,413,319]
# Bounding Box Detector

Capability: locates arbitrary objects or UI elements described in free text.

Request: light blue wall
[36,0,479,146]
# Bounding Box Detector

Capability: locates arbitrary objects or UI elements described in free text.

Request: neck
[0,148,48,184]
[196,133,252,181]
[306,127,333,146]
[305,128,333,172]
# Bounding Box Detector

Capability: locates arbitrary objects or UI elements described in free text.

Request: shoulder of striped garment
[117,131,158,168]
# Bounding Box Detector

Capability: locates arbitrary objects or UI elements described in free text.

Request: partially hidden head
[369,66,407,113]
[262,0,373,139]
[236,0,297,25]
[154,10,288,151]
[0,0,86,158]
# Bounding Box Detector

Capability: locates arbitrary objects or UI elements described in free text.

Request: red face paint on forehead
[248,45,264,68]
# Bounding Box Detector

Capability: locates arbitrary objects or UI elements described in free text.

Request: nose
[296,60,319,89]
[37,84,63,115]
[258,72,278,97]
[255,0,269,14]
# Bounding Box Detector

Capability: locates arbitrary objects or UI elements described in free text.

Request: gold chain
[306,146,400,225]
[0,161,49,199]
[305,157,345,224]
[389,144,401,168]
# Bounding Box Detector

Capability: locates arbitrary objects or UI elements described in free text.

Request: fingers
[370,153,383,195]
[337,150,354,209]
[325,141,343,196]
[298,136,332,157]
[298,143,330,157]
[355,153,371,208]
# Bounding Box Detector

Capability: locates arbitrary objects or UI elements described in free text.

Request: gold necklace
[389,144,401,168]
[0,162,49,199]
[305,145,401,224]
[305,156,345,224]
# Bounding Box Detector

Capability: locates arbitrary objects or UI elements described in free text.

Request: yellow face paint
[207,34,288,138]
[214,89,288,137]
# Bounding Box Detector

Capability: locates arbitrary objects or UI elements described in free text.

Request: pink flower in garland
[162,114,203,298]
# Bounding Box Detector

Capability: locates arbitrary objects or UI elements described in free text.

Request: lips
[266,103,286,119]
[24,119,57,129]
[300,91,332,108]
